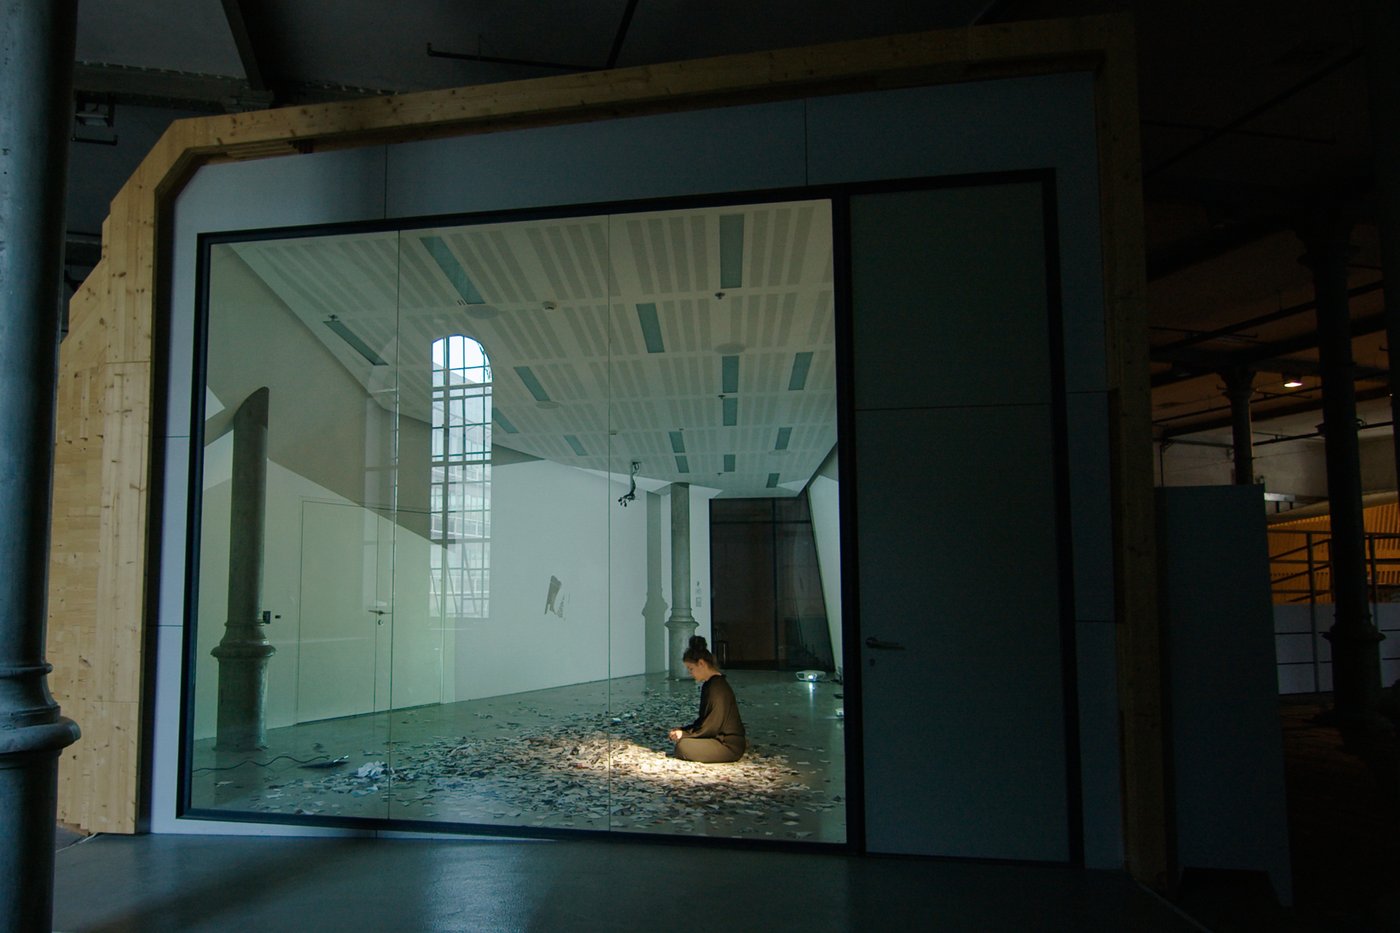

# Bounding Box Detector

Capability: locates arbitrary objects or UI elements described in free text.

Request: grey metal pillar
[1221,367,1256,485]
[211,387,276,750]
[642,491,670,671]
[1301,214,1385,724]
[0,2,82,929]
[665,483,697,678]
[1362,0,1400,499]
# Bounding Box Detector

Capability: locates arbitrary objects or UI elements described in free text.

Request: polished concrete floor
[53,832,1201,932]
[189,671,846,843]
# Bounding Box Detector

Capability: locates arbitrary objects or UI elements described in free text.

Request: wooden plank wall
[46,12,1160,881]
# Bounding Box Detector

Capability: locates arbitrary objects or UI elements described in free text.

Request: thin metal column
[664,482,697,678]
[211,388,275,750]
[1221,367,1256,485]
[0,2,82,929]
[1361,0,1400,494]
[1301,212,1385,725]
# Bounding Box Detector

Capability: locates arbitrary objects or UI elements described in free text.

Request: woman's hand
[668,728,683,743]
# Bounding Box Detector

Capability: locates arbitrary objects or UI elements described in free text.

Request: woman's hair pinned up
[682,635,716,665]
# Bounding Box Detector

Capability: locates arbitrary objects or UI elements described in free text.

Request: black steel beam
[1158,383,1393,439]
[220,0,267,91]
[1150,310,1387,387]
[1153,280,1384,354]
[72,62,251,112]
[218,0,284,104]
[606,0,641,69]
[1147,48,1365,178]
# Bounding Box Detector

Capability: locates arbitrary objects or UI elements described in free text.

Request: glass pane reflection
[188,202,845,844]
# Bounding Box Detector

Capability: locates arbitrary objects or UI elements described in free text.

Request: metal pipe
[0,2,81,929]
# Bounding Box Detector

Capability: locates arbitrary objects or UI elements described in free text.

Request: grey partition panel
[807,75,1098,186]
[386,102,808,219]
[1159,485,1292,904]
[1067,391,1114,623]
[850,184,1051,409]
[856,406,1067,860]
[808,74,1107,395]
[1076,620,1123,868]
[851,181,1071,860]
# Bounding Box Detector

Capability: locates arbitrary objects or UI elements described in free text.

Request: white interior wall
[1361,435,1398,493]
[450,457,650,701]
[1156,433,1395,500]
[195,448,358,739]
[1156,437,1327,494]
[197,445,652,738]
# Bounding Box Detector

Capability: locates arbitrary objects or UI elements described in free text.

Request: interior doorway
[710,494,834,671]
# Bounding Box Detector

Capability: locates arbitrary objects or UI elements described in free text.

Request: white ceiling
[225,199,837,498]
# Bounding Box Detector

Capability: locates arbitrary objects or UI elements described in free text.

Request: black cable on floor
[193,753,341,772]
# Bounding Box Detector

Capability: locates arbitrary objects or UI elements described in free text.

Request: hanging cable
[618,460,640,507]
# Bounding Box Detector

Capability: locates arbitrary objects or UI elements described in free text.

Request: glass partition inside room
[186,199,846,843]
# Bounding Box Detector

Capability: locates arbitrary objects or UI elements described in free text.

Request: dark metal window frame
[176,168,1078,861]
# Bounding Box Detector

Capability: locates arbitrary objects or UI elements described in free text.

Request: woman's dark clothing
[675,673,745,763]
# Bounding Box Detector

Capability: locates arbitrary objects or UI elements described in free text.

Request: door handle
[865,637,905,651]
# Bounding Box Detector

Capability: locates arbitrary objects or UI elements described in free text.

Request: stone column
[642,491,670,670]
[0,3,81,929]
[1301,213,1385,726]
[211,387,276,750]
[1221,367,1256,485]
[665,483,697,678]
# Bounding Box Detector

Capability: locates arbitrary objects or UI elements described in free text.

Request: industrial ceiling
[64,0,1391,473]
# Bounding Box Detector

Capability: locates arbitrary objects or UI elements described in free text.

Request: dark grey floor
[53,832,1203,932]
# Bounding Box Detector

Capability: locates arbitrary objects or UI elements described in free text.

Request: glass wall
[186,199,846,843]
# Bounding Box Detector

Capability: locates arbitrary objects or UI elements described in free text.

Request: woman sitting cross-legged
[667,636,746,763]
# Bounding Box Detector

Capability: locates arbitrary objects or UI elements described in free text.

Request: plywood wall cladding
[46,11,1154,873]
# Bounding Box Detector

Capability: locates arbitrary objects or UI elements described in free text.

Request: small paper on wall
[545,575,567,619]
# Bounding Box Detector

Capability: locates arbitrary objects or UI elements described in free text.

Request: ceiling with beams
[64,1,1393,476]
[216,201,836,498]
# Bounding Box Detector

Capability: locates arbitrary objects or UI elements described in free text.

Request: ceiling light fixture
[1283,378,1304,388]
[637,303,665,353]
[323,315,387,366]
[421,235,486,304]
[719,214,744,288]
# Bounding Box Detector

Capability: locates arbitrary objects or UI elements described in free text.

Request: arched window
[430,335,491,619]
